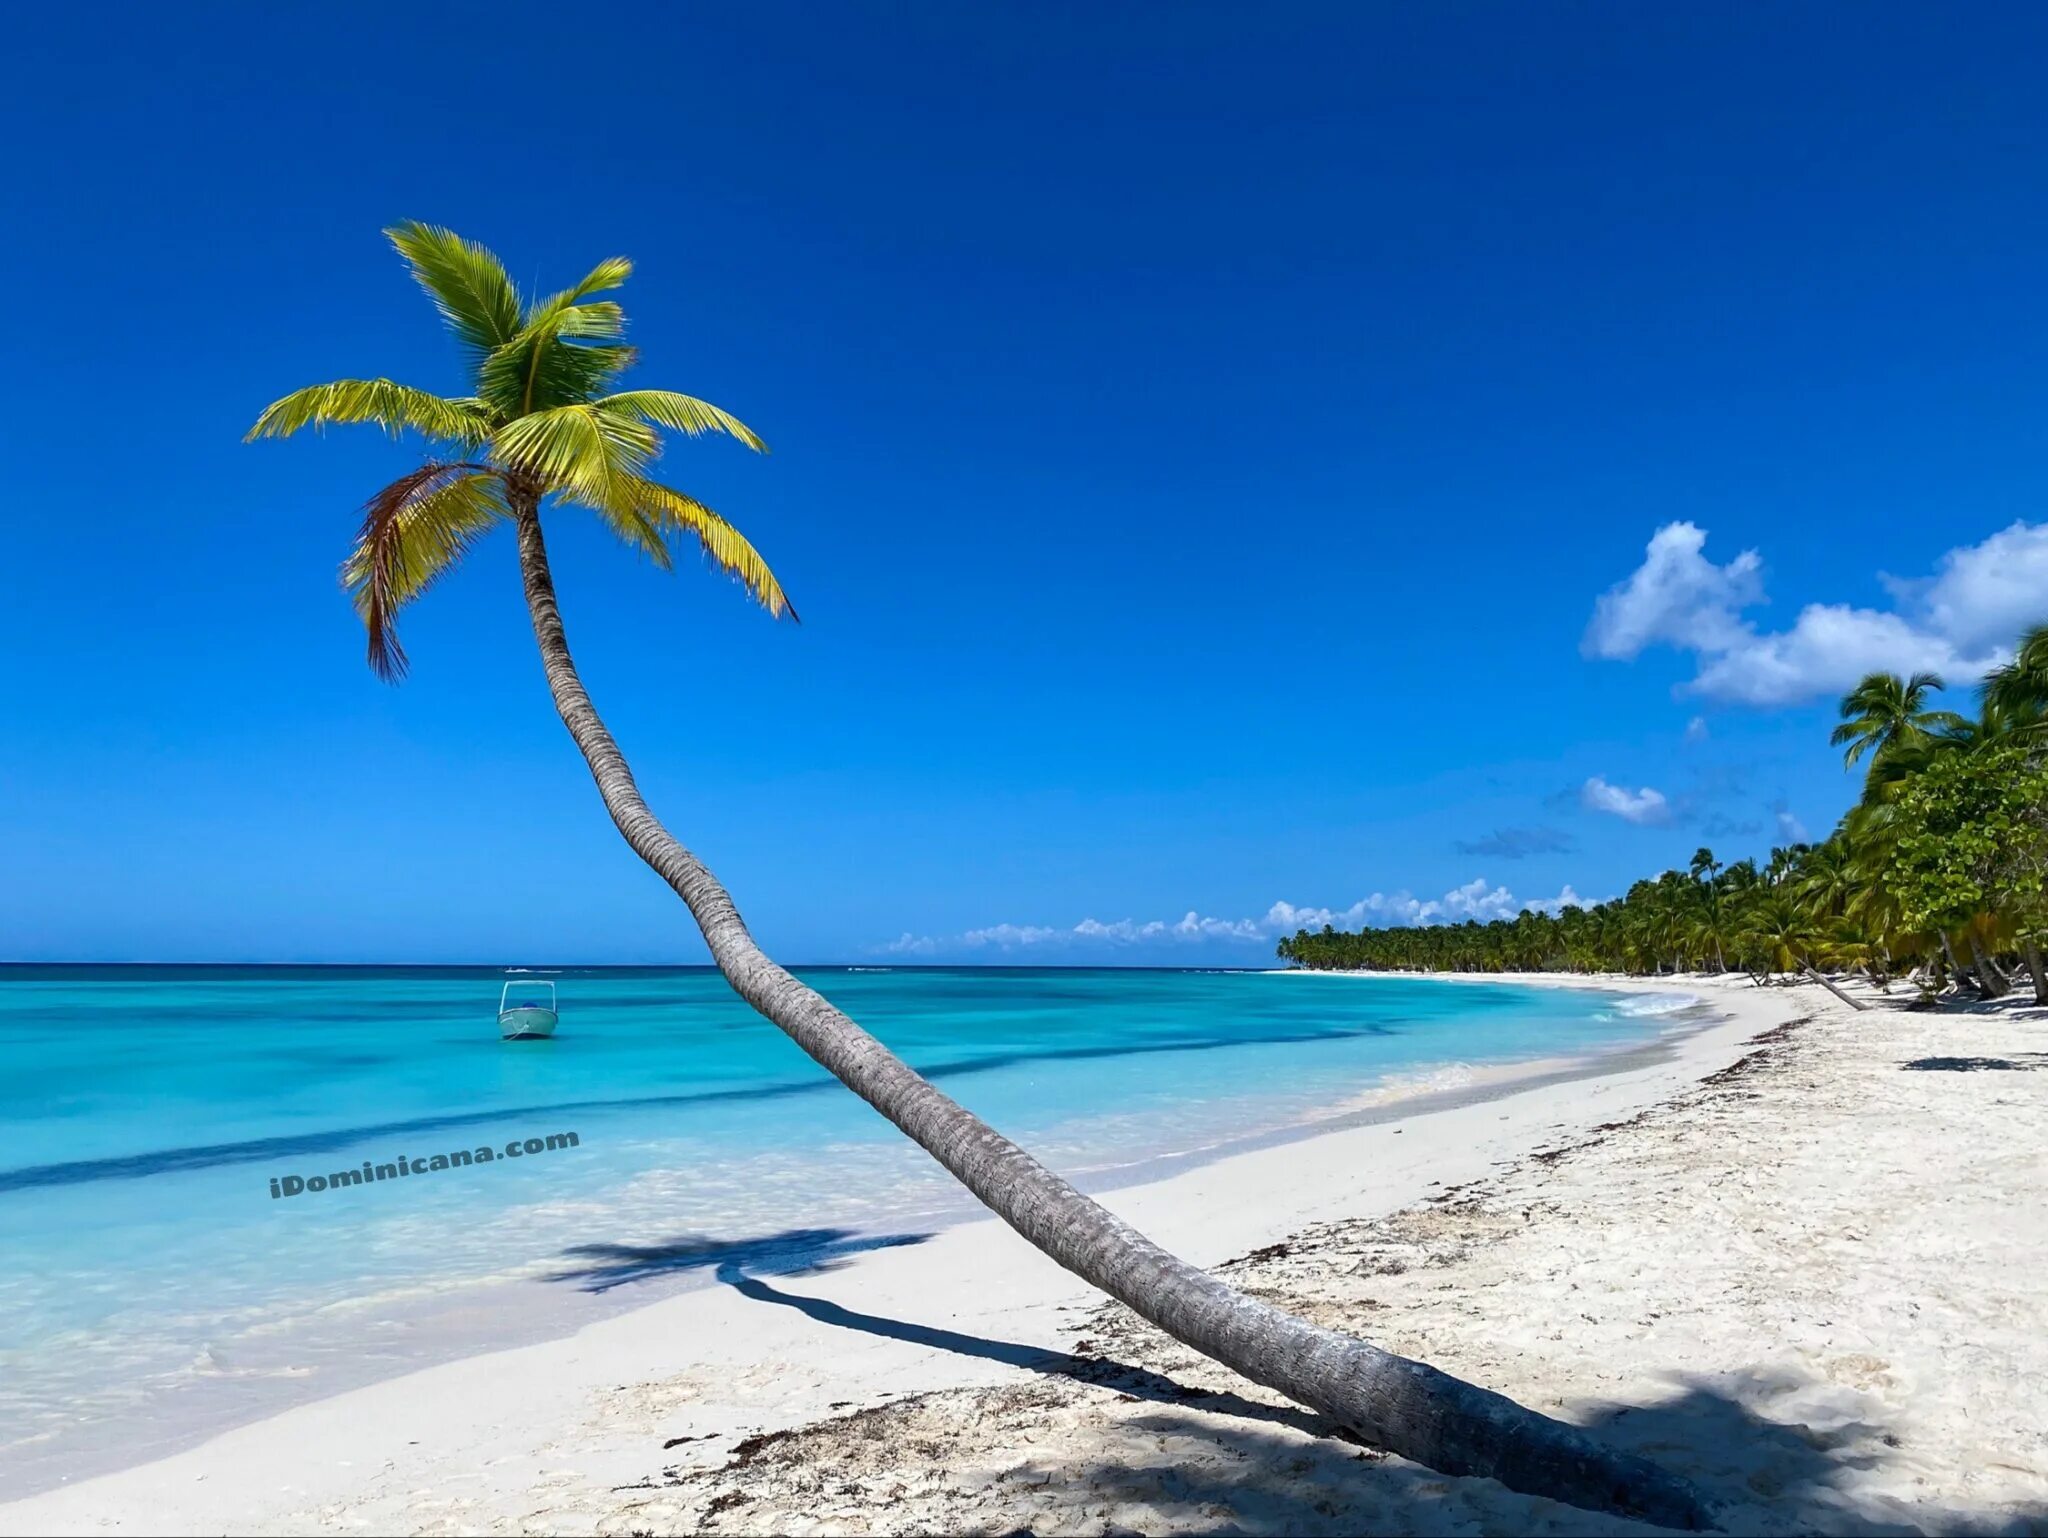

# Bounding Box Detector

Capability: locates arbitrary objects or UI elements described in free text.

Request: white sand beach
[6,974,2044,1536]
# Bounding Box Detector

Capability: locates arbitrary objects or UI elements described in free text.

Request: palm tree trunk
[505,499,1708,1529]
[1939,931,1967,993]
[1966,931,2009,999]
[1798,960,1866,1012]
[2026,940,2048,1007]
[1966,933,2015,1003]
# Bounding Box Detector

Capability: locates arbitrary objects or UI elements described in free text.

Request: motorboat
[498,979,559,1040]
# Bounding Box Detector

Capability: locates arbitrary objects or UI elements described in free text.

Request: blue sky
[5,3,2048,964]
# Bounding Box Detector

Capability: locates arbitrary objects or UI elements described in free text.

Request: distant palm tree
[1688,847,1726,971]
[250,226,1704,1526]
[1862,697,2022,805]
[1983,622,2048,731]
[1829,671,1967,770]
[1738,893,1866,1010]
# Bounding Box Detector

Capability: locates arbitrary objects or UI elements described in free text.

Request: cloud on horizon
[1584,520,2045,705]
[882,877,1610,957]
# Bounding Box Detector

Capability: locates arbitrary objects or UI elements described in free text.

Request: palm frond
[522,255,631,319]
[471,255,637,414]
[385,223,523,358]
[588,498,676,571]
[596,389,767,452]
[342,463,503,680]
[477,328,637,416]
[556,301,626,340]
[491,403,658,505]
[629,477,796,620]
[246,379,492,446]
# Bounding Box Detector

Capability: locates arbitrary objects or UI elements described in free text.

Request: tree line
[1278,626,2048,1003]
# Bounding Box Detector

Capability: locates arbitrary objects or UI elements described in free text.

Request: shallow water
[0,964,1677,1490]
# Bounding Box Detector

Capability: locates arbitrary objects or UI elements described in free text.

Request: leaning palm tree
[1829,670,1967,773]
[248,224,1707,1527]
[1739,892,1866,1011]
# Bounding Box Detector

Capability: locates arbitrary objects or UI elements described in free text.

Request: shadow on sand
[554,1227,2048,1534]
[543,1225,933,1293]
[1901,1054,2048,1072]
[717,1262,1330,1439]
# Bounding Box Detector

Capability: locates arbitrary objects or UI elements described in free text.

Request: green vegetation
[1279,629,2048,1002]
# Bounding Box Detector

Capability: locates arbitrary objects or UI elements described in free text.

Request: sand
[6,973,2044,1536]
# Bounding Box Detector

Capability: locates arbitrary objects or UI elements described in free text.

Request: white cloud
[961,923,1061,948]
[1581,776,1672,825]
[1684,715,1709,744]
[1525,883,1606,916]
[1585,521,1764,660]
[883,878,1613,955]
[1688,604,1971,705]
[1773,803,1809,843]
[1907,521,2048,651]
[1586,521,2039,706]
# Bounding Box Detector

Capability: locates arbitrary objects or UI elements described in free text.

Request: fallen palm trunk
[1800,963,1868,1012]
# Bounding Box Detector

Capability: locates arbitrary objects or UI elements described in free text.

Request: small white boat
[498,980,559,1040]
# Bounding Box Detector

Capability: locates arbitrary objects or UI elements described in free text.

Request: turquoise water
[0,964,1686,1491]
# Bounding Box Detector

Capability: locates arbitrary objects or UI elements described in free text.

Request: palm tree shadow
[1576,1373,2048,1534]
[1901,1054,2048,1072]
[714,1262,1331,1439]
[930,1372,2048,1536]
[554,1234,2048,1533]
[543,1226,934,1293]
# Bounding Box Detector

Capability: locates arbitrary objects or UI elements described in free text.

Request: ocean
[0,963,1696,1493]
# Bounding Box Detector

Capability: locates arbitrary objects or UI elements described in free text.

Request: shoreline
[0,974,1802,1535]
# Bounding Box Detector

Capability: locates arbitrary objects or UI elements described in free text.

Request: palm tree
[1739,892,1866,1011]
[1863,697,2023,807]
[1688,847,1726,971]
[249,225,1705,1526]
[1829,671,1968,772]
[1983,621,2048,730]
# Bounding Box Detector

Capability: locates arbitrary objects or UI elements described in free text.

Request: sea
[0,963,1701,1494]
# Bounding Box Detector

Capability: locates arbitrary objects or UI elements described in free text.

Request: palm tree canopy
[249,223,793,678]
[1984,622,2048,728]
[1828,670,1969,769]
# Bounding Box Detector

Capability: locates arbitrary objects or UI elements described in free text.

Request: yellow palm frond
[588,498,676,571]
[628,477,796,620]
[597,389,766,452]
[245,380,493,446]
[342,464,505,679]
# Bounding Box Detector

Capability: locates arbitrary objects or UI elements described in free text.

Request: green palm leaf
[598,389,766,452]
[245,379,492,447]
[478,329,636,417]
[492,403,659,505]
[385,223,522,358]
